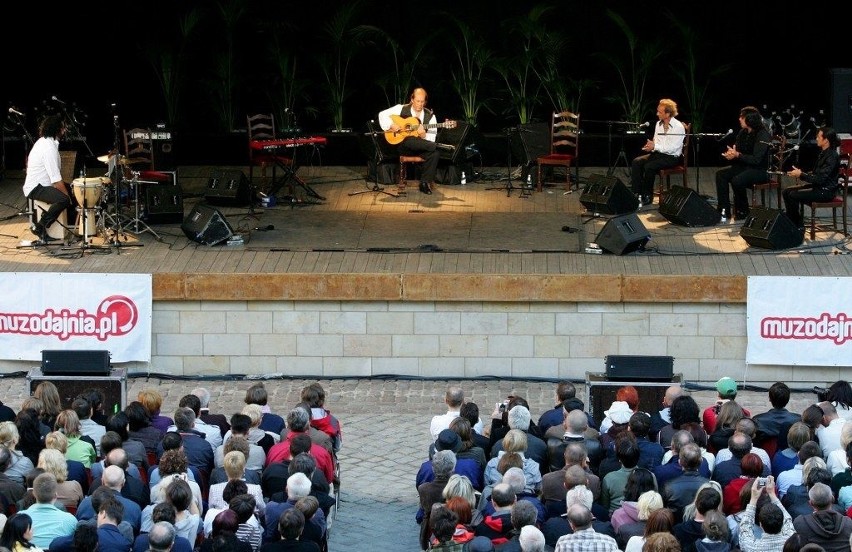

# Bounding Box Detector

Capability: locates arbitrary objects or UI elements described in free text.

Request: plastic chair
[536,110,579,192]
[804,153,849,240]
[656,122,691,200]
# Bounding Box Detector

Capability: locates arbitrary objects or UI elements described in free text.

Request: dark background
[2,1,850,170]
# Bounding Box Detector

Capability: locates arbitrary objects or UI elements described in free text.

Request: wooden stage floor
[1,165,849,277]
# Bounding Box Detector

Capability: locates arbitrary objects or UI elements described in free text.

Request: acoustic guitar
[384,115,457,145]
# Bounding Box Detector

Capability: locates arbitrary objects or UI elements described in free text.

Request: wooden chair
[246,113,292,194]
[751,135,786,210]
[398,155,426,194]
[536,110,579,192]
[804,152,849,240]
[656,122,691,200]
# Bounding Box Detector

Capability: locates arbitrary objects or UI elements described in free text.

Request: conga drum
[72,177,108,237]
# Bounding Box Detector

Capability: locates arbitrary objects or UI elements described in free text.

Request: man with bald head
[88,447,148,510]
[554,504,619,551]
[429,385,482,442]
[546,409,603,474]
[650,384,683,440]
[76,464,143,534]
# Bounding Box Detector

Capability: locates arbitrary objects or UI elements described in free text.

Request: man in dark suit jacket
[662,442,710,521]
[156,410,214,476]
[88,448,149,510]
[753,382,801,452]
[76,466,142,535]
[193,387,230,439]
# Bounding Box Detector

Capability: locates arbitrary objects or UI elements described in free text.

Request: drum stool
[29,198,67,240]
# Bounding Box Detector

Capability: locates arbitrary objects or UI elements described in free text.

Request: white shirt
[377,104,437,143]
[776,464,803,497]
[714,446,771,473]
[429,410,484,442]
[815,418,846,458]
[168,419,223,449]
[827,448,849,476]
[652,117,686,157]
[23,136,62,196]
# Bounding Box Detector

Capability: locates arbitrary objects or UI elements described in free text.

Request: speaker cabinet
[152,131,176,171]
[580,174,639,215]
[437,122,477,164]
[595,212,650,255]
[42,350,111,376]
[145,181,184,224]
[205,169,251,206]
[659,185,720,227]
[586,372,683,429]
[511,122,551,165]
[181,203,234,245]
[739,207,803,249]
[605,355,674,382]
[28,367,126,412]
[830,68,852,134]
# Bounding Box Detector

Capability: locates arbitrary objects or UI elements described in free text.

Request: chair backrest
[247,113,276,159]
[123,128,155,171]
[680,123,691,168]
[550,110,579,158]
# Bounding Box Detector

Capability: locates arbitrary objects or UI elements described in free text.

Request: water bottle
[720,208,727,223]
[526,174,532,188]
[460,171,466,185]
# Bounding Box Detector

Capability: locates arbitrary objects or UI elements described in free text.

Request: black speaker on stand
[659,185,721,227]
[181,203,234,245]
[739,207,804,249]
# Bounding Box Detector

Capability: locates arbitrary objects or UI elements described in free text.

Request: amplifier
[41,349,112,375]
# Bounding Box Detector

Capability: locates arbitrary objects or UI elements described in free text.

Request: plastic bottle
[460,171,466,185]
[526,174,532,188]
[720,208,727,223]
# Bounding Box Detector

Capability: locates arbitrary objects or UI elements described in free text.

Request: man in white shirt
[429,385,482,442]
[629,98,686,206]
[816,401,846,459]
[22,114,74,241]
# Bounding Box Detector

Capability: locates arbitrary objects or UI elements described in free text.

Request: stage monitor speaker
[145,181,184,224]
[580,173,639,215]
[510,122,550,165]
[205,169,250,206]
[659,185,720,227]
[739,207,803,249]
[41,350,111,375]
[830,68,852,134]
[605,355,674,382]
[595,212,650,255]
[181,203,234,245]
[437,122,476,164]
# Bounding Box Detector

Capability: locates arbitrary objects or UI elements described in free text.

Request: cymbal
[97,154,112,164]
[118,157,145,166]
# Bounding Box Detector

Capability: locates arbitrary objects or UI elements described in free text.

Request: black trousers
[398,137,439,184]
[783,184,835,226]
[630,152,680,196]
[28,184,72,228]
[715,166,768,215]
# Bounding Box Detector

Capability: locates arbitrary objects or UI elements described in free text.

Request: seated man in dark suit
[752,382,801,453]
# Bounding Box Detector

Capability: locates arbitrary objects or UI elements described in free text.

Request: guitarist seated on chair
[378,87,456,195]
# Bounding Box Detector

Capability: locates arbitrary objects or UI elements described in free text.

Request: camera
[757,477,767,488]
[813,386,830,402]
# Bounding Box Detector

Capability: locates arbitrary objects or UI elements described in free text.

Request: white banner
[747,276,852,366]
[0,273,152,363]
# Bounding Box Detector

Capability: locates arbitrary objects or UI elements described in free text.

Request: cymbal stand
[125,172,163,240]
[486,127,519,197]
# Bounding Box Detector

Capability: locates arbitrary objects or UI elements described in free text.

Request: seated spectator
[260,508,319,552]
[703,378,751,436]
[192,387,230,440]
[15,468,47,512]
[125,401,164,454]
[72,397,106,457]
[148,449,203,514]
[201,509,252,552]
[461,402,491,458]
[50,522,100,552]
[772,422,812,479]
[597,403,633,479]
[541,472,615,547]
[208,451,265,519]
[615,490,663,550]
[553,504,619,552]
[231,493,264,552]
[77,465,143,535]
[483,430,541,495]
[722,452,763,515]
[93,495,134,552]
[300,382,342,453]
[649,385,683,442]
[33,382,62,431]
[217,415,267,473]
[263,473,323,548]
[244,383,285,438]
[90,433,144,486]
[488,396,543,453]
[800,404,825,440]
[480,467,544,526]
[655,429,712,491]
[696,509,731,552]
[541,442,601,518]
[600,387,642,435]
[22,472,77,548]
[831,441,852,497]
[158,408,214,479]
[148,434,196,489]
[707,401,746,455]
[262,437,330,503]
[279,453,335,519]
[753,382,801,453]
[713,433,769,490]
[418,429,483,492]
[546,409,603,475]
[210,436,262,486]
[473,482,515,546]
[600,432,641,516]
[827,380,852,421]
[0,422,35,484]
[147,521,178,552]
[265,408,333,486]
[538,381,582,436]
[658,395,707,451]
[484,499,537,551]
[673,484,723,552]
[610,468,658,536]
[132,502,193,552]
[662,443,711,522]
[627,412,664,470]
[105,412,149,473]
[792,482,852,551]
[19,397,51,438]
[169,394,223,451]
[14,408,45,466]
[784,465,841,519]
[815,401,846,459]
[827,422,852,477]
[1,512,42,552]
[35,448,82,511]
[0,446,25,509]
[442,475,483,528]
[623,507,674,552]
[715,417,772,472]
[137,389,173,434]
[145,478,201,548]
[417,449,456,545]
[431,386,481,443]
[55,410,97,469]
[777,440,823,497]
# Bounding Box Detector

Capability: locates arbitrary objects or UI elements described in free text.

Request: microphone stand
[583,120,642,177]
[350,123,398,198]
[104,105,143,254]
[485,127,520,197]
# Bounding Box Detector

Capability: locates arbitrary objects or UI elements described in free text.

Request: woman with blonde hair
[616,490,664,549]
[36,449,82,510]
[483,429,542,493]
[137,389,173,433]
[53,410,95,468]
[441,474,483,526]
[207,450,265,519]
[32,382,61,430]
[0,422,34,485]
[43,431,88,495]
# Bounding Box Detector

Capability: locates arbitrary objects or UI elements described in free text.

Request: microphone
[8,107,24,117]
[51,95,65,104]
[637,121,650,129]
[716,129,733,141]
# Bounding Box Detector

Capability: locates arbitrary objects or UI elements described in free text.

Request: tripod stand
[102,106,143,254]
[486,127,523,197]
[350,127,398,198]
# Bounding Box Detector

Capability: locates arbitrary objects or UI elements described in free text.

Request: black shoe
[734,210,750,221]
[419,182,432,195]
[31,222,45,238]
